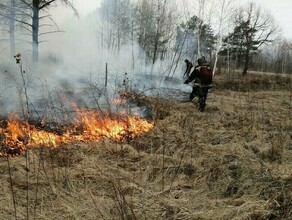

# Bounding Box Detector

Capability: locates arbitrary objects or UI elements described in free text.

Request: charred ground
[0,73,291,220]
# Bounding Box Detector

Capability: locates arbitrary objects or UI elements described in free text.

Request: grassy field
[0,73,291,220]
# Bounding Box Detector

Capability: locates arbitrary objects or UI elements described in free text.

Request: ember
[0,109,153,157]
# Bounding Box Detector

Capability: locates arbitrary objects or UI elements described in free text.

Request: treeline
[0,0,291,75]
[96,0,291,75]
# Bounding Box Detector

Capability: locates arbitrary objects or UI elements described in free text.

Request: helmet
[197,57,205,65]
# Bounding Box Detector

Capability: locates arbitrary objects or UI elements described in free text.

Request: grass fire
[0,107,154,157]
[0,72,291,219]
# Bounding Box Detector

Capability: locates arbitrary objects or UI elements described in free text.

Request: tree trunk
[152,40,158,65]
[9,0,15,57]
[213,49,219,77]
[242,48,250,76]
[170,32,187,77]
[32,5,39,63]
[152,26,160,65]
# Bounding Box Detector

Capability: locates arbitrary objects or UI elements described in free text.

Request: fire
[73,108,153,141]
[0,109,153,156]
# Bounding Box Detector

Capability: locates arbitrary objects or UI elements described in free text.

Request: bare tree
[277,40,292,74]
[135,0,177,65]
[0,0,18,57]
[222,3,280,75]
[211,0,235,77]
[196,0,207,57]
[99,0,133,52]
[9,0,16,57]
[15,0,78,63]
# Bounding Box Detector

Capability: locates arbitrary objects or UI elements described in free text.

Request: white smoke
[0,5,189,120]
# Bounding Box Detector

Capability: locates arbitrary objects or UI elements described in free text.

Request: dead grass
[0,73,291,219]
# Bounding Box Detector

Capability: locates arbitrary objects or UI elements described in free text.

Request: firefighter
[183,59,193,78]
[184,57,213,112]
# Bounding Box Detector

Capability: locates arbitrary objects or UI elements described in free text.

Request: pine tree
[220,3,279,75]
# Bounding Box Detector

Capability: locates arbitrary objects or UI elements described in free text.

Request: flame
[0,109,153,157]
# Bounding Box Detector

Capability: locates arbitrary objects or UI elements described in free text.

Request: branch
[19,0,33,9]
[40,0,57,10]
[16,33,33,38]
[60,0,79,17]
[39,40,49,44]
[38,0,78,18]
[38,30,65,36]
[47,16,60,30]
[39,15,52,20]
[15,12,33,20]
[0,14,32,27]
[14,18,32,27]
[18,24,33,33]
[39,24,54,28]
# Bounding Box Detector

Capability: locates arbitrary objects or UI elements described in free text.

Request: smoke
[0,5,189,120]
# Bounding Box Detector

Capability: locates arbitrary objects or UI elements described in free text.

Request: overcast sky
[254,0,292,39]
[71,0,292,39]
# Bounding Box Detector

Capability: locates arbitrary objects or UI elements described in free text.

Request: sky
[252,0,292,39]
[70,0,292,39]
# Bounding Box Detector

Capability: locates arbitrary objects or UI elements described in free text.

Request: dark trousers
[190,85,212,112]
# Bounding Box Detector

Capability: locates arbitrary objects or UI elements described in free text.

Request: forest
[0,0,291,75]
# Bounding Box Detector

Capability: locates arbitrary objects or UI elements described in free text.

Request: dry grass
[0,73,291,220]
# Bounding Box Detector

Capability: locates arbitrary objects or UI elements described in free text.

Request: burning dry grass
[0,74,291,219]
[0,110,153,157]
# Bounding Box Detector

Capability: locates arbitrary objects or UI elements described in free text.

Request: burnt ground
[0,73,291,220]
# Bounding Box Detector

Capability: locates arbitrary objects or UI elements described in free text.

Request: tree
[221,3,279,75]
[99,0,133,51]
[260,39,292,74]
[9,0,16,57]
[176,15,216,62]
[13,0,78,63]
[275,40,292,74]
[0,0,19,57]
[211,0,235,77]
[134,0,177,64]
[195,0,207,57]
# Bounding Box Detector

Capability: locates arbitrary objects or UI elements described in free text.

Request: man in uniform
[184,57,213,112]
[183,59,193,78]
